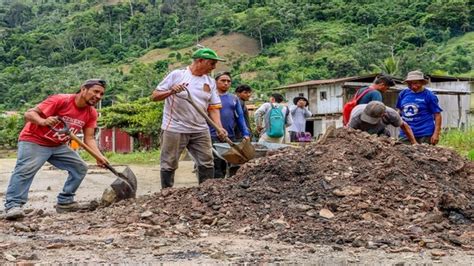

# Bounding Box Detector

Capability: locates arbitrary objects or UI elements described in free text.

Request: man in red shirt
[4,79,108,220]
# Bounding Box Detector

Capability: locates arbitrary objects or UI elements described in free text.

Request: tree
[241,7,272,49]
[4,2,32,27]
[99,98,163,149]
[370,55,400,76]
[0,114,24,148]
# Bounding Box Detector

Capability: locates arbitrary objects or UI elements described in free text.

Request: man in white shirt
[151,48,227,188]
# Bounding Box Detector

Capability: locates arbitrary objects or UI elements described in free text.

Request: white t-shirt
[156,67,221,133]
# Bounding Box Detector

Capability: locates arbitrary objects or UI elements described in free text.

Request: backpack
[342,87,375,126]
[266,105,286,138]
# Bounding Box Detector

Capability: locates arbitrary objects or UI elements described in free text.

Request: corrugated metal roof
[428,75,473,82]
[277,73,402,90]
[277,73,473,91]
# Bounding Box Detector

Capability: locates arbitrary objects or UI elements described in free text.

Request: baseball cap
[192,48,226,62]
[82,79,107,88]
[361,101,386,124]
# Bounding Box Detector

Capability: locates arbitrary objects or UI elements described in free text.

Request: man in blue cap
[151,48,228,188]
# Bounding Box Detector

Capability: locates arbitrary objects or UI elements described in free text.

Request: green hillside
[0,0,472,111]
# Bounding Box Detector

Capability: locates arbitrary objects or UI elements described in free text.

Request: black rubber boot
[227,165,240,177]
[161,170,175,188]
[213,156,227,178]
[197,166,214,184]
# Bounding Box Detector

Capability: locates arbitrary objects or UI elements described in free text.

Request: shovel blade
[110,166,137,201]
[222,150,248,164]
[222,139,256,164]
[238,138,256,159]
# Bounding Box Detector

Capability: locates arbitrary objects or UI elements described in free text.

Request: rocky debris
[2,127,473,253]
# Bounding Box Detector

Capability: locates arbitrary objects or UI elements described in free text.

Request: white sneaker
[5,206,25,220]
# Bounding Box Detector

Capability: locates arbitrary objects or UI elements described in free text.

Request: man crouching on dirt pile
[4,79,108,220]
[348,101,418,144]
[151,48,228,188]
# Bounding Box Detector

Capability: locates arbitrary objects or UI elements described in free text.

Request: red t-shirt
[19,94,98,147]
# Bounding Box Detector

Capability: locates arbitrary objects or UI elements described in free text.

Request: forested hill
[0,0,472,110]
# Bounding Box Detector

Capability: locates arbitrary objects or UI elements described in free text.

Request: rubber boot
[213,156,227,178]
[227,165,240,177]
[161,170,175,188]
[197,166,214,184]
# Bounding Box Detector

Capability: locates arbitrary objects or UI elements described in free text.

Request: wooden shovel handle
[182,88,236,147]
[69,133,110,164]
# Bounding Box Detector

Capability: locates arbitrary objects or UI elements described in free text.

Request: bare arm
[254,104,268,133]
[24,107,59,127]
[150,83,188,102]
[208,108,227,139]
[431,113,442,145]
[151,90,173,102]
[83,127,107,166]
[400,122,417,145]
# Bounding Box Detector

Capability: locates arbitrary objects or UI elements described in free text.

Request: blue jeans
[5,141,88,210]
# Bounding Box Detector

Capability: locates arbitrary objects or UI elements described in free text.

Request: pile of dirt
[9,128,474,251]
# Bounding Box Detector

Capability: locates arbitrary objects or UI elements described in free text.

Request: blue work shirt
[396,88,443,138]
[356,86,383,104]
[210,93,250,140]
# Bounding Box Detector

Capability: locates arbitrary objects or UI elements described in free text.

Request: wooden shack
[278,74,472,138]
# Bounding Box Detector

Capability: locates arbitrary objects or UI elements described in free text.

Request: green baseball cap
[192,48,226,62]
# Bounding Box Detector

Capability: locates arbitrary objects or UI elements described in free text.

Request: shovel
[176,88,255,164]
[50,117,137,201]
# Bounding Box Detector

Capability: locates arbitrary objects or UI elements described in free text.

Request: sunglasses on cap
[83,79,107,88]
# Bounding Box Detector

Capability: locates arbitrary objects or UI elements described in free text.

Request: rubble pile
[16,128,474,250]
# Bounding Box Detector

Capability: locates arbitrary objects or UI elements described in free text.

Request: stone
[201,216,214,225]
[140,211,154,218]
[333,186,362,197]
[41,217,54,225]
[18,253,39,261]
[271,219,289,228]
[3,252,16,262]
[236,226,251,234]
[319,208,334,219]
[16,262,35,266]
[431,250,446,257]
[190,212,203,219]
[13,223,31,232]
[261,233,277,240]
[366,241,378,249]
[101,188,117,206]
[291,204,312,212]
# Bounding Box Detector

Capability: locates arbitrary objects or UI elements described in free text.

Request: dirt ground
[0,157,473,264]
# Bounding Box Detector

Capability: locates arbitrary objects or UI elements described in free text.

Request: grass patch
[79,150,160,165]
[0,149,17,159]
[439,128,474,160]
